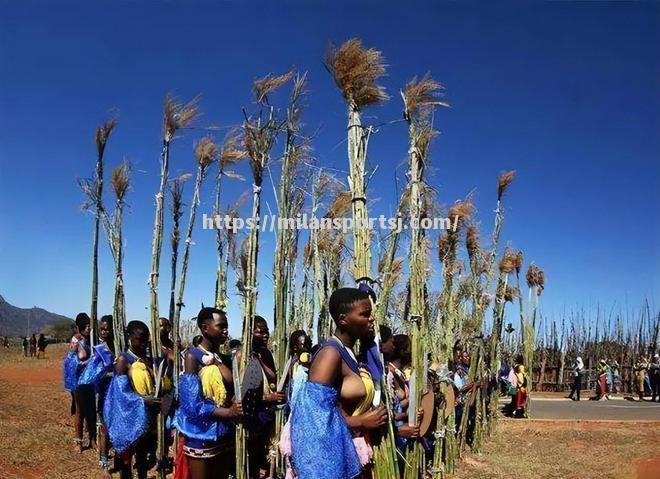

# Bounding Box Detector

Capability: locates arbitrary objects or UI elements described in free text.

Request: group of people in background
[566,354,660,402]
[633,354,660,402]
[16,333,48,358]
[63,286,512,479]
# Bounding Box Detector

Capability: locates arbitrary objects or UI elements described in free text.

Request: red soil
[635,454,660,479]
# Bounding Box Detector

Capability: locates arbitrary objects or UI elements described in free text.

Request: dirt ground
[1,344,659,479]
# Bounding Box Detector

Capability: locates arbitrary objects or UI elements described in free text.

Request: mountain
[0,295,73,337]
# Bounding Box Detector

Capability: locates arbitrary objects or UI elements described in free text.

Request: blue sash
[174,347,232,441]
[315,338,360,375]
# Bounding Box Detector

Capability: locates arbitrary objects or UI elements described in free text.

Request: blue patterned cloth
[174,373,231,441]
[63,350,80,392]
[103,375,149,453]
[79,343,114,394]
[289,364,308,407]
[63,339,92,392]
[290,381,360,479]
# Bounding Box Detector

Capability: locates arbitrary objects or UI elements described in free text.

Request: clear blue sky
[1,0,658,336]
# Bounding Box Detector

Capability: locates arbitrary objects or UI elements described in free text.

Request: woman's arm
[114,355,129,376]
[308,346,341,386]
[344,406,388,429]
[76,342,88,361]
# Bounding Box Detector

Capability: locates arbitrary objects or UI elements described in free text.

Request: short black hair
[253,315,268,328]
[126,320,149,337]
[288,330,311,355]
[75,313,91,332]
[197,307,226,330]
[100,315,113,327]
[393,334,411,363]
[192,335,203,347]
[380,324,393,344]
[229,339,242,350]
[329,288,370,322]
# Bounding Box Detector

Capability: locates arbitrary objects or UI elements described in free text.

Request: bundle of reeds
[214,130,246,310]
[168,174,189,323]
[91,118,116,344]
[172,137,218,391]
[316,188,352,340]
[272,72,307,477]
[325,38,387,284]
[522,263,545,415]
[149,95,198,358]
[108,162,130,355]
[235,71,290,479]
[458,170,514,454]
[325,38,403,479]
[400,73,445,479]
[485,248,517,433]
[149,95,198,479]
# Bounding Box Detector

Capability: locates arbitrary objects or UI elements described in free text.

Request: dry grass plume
[325,38,389,108]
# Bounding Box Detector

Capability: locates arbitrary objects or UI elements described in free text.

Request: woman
[290,288,388,479]
[79,315,115,478]
[568,356,583,401]
[63,312,95,453]
[36,333,47,359]
[279,330,312,478]
[104,320,161,479]
[595,359,609,400]
[174,307,242,479]
[385,334,420,459]
[29,333,37,357]
[242,316,286,478]
[288,330,312,405]
[511,364,527,417]
[634,357,649,401]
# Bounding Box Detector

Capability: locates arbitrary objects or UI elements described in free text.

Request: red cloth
[513,389,527,409]
[173,436,191,479]
[598,374,608,398]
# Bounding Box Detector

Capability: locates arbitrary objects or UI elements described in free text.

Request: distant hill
[0,295,73,337]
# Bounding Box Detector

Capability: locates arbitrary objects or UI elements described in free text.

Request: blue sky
[1,1,658,336]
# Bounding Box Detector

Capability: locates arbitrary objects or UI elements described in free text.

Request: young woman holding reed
[290,288,388,479]
[104,320,161,479]
[174,307,243,479]
[63,312,96,453]
[78,315,116,477]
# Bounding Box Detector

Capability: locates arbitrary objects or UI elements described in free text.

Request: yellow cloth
[351,368,375,417]
[199,365,227,407]
[515,366,526,393]
[129,361,154,396]
[161,375,173,394]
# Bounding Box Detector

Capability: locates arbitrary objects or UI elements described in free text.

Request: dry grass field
[1,344,658,479]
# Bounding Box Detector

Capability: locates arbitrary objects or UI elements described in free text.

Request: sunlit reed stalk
[235,71,289,479]
[214,130,246,310]
[272,72,306,478]
[173,137,218,392]
[91,118,116,345]
[325,37,387,285]
[168,174,189,323]
[150,95,199,358]
[400,73,445,479]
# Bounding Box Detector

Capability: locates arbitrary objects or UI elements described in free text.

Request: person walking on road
[633,357,649,401]
[650,354,660,402]
[568,356,584,401]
